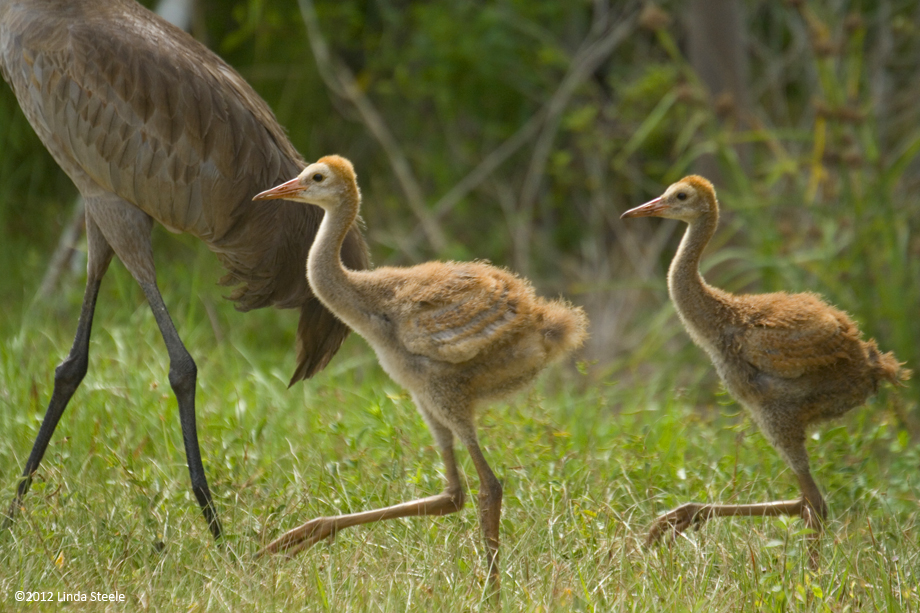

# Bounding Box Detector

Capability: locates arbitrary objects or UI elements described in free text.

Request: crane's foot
[255,517,338,559]
[645,502,708,546]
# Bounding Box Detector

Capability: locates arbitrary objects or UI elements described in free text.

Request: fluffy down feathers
[370,261,587,366]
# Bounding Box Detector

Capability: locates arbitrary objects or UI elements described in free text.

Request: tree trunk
[686,0,750,180]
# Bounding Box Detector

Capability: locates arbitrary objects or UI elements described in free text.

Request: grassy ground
[0,255,918,612]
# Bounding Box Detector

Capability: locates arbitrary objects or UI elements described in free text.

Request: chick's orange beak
[620,196,666,219]
[253,176,303,201]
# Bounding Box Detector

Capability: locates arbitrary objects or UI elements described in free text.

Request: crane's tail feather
[288,299,351,386]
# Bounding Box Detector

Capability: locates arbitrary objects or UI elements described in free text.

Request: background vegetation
[1,0,918,610]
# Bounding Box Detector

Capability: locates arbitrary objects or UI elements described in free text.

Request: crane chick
[253,155,588,592]
[622,176,909,561]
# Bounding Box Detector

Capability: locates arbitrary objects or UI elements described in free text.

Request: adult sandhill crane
[622,176,909,561]
[252,155,588,592]
[0,0,369,539]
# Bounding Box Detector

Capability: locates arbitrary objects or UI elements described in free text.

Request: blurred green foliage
[0,0,918,413]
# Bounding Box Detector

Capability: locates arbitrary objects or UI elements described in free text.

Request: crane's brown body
[1,0,368,538]
[252,156,588,593]
[622,176,908,559]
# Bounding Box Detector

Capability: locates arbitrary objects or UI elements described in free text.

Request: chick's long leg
[646,498,807,545]
[257,417,466,558]
[459,432,503,594]
[647,434,827,563]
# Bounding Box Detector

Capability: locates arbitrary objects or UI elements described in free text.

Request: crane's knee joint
[168,357,197,396]
[54,354,88,391]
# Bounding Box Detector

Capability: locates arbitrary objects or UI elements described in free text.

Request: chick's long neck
[666,207,728,350]
[306,188,369,334]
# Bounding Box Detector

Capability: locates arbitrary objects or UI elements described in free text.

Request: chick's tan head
[253,154,359,209]
[621,175,717,222]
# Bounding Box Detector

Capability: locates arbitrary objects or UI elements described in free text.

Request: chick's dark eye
[313,173,324,182]
[676,192,687,201]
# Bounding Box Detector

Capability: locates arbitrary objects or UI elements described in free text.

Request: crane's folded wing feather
[3,3,302,241]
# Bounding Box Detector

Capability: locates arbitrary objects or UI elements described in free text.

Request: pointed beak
[621,196,666,219]
[253,176,303,201]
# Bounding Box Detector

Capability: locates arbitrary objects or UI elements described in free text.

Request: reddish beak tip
[621,196,665,219]
[252,177,302,202]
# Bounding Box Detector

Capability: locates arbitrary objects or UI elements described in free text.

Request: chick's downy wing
[735,293,860,379]
[395,263,533,364]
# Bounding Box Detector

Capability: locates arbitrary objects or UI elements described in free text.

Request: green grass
[2,2,920,610]
[1,255,918,612]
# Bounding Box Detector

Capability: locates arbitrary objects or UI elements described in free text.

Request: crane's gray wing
[1,0,370,383]
[0,0,303,241]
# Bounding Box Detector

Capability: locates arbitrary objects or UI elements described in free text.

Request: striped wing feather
[392,262,534,364]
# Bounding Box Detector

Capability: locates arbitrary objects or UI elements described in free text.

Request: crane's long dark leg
[4,217,114,529]
[256,410,466,558]
[138,280,221,539]
[84,196,221,539]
